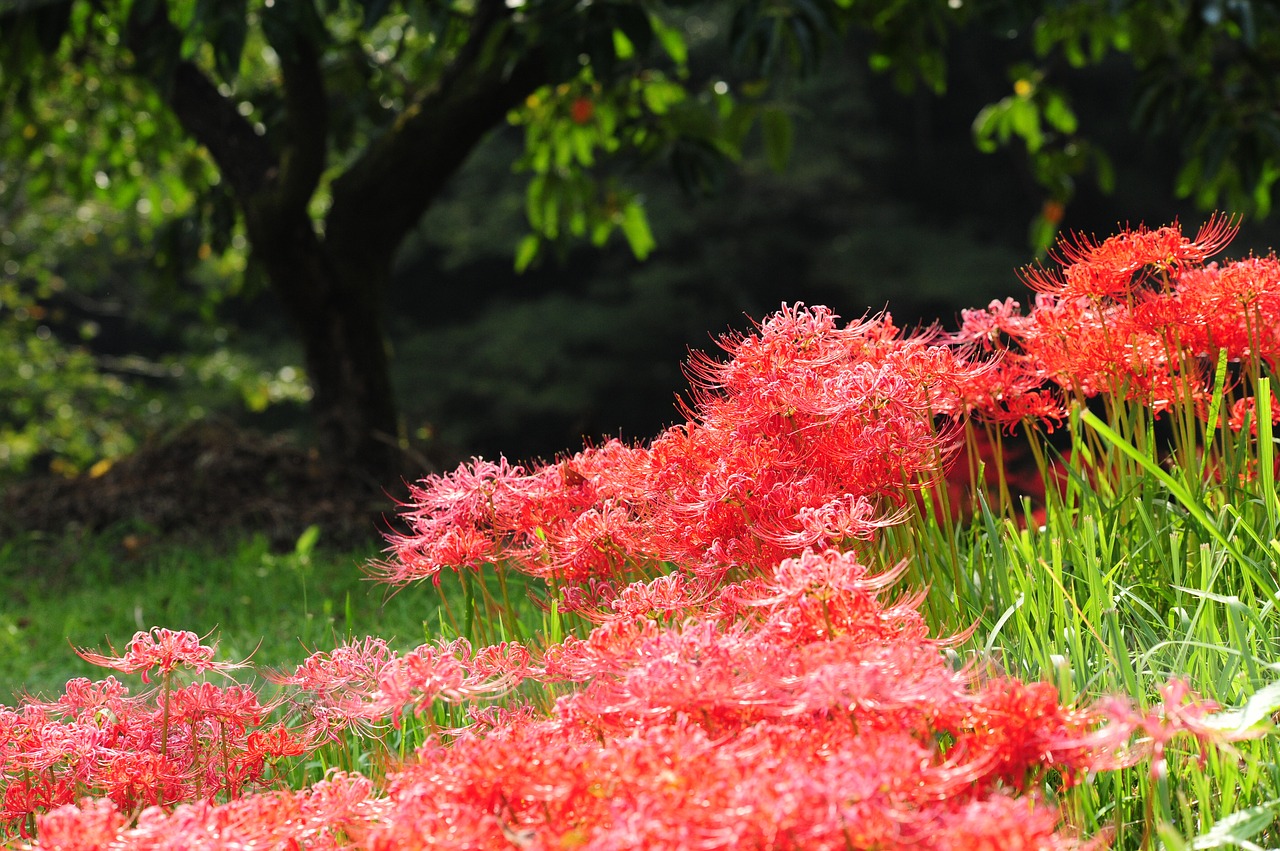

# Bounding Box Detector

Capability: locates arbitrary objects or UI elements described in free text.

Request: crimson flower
[75,628,245,684]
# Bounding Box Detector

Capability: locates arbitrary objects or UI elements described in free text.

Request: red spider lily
[363,653,1116,850]
[468,642,534,681]
[30,676,133,717]
[382,445,650,583]
[604,572,718,621]
[269,637,432,738]
[1228,393,1280,435]
[30,797,126,850]
[952,218,1280,448]
[228,723,310,790]
[268,637,397,701]
[29,771,382,850]
[75,628,246,684]
[386,305,975,586]
[956,297,1031,352]
[243,723,309,763]
[0,668,325,831]
[169,682,270,731]
[268,636,532,735]
[1025,214,1238,300]
[1137,258,1280,369]
[369,638,530,726]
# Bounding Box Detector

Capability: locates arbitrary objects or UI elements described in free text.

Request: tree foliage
[3,0,1280,476]
[5,0,942,476]
[968,0,1280,244]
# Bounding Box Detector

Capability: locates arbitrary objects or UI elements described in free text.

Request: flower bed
[7,217,1280,849]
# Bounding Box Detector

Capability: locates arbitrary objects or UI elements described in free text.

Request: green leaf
[651,15,687,68]
[620,201,654,260]
[641,78,685,116]
[1028,213,1058,254]
[722,101,758,155]
[760,106,793,173]
[525,174,547,229]
[1158,821,1191,851]
[1042,92,1078,134]
[972,103,1004,153]
[1253,162,1278,217]
[570,126,594,167]
[294,524,321,559]
[568,207,586,237]
[541,189,560,239]
[514,234,540,273]
[1032,22,1055,58]
[590,217,611,246]
[612,28,635,61]
[1007,98,1043,152]
[1190,801,1280,849]
[1200,680,1280,736]
[607,3,653,62]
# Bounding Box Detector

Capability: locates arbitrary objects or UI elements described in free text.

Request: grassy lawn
[0,525,432,701]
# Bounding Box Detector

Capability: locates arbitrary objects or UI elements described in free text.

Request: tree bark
[249,214,402,481]
[120,0,557,480]
[122,1,404,479]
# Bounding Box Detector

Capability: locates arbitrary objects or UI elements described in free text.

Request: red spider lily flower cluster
[385,307,983,585]
[30,550,1249,850]
[1024,215,1238,301]
[0,631,313,835]
[30,771,382,850]
[269,636,532,735]
[10,218,1279,849]
[954,214,1280,431]
[0,674,307,834]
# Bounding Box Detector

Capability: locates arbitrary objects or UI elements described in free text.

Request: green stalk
[1082,410,1274,594]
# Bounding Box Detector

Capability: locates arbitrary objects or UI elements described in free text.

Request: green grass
[880,391,1280,848]
[0,524,459,702]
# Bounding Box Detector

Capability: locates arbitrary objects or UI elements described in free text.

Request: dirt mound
[1,421,412,549]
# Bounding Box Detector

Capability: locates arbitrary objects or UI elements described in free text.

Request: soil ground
[1,420,416,550]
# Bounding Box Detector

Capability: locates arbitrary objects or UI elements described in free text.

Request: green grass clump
[0,525,434,701]
[881,384,1280,848]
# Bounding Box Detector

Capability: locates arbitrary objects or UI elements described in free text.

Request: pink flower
[33,797,127,850]
[75,628,244,684]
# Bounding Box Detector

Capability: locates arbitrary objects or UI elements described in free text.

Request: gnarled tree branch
[325,2,551,269]
[260,3,328,221]
[122,0,275,207]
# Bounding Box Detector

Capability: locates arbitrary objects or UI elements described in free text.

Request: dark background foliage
[4,0,1280,533]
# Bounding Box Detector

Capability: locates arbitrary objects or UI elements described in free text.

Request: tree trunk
[120,0,550,482]
[292,266,400,484]
[251,211,402,483]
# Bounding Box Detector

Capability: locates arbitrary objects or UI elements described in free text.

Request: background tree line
[3,0,1280,481]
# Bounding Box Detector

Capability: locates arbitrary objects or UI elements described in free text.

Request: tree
[965,0,1280,245]
[4,0,1278,479]
[3,0,946,478]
